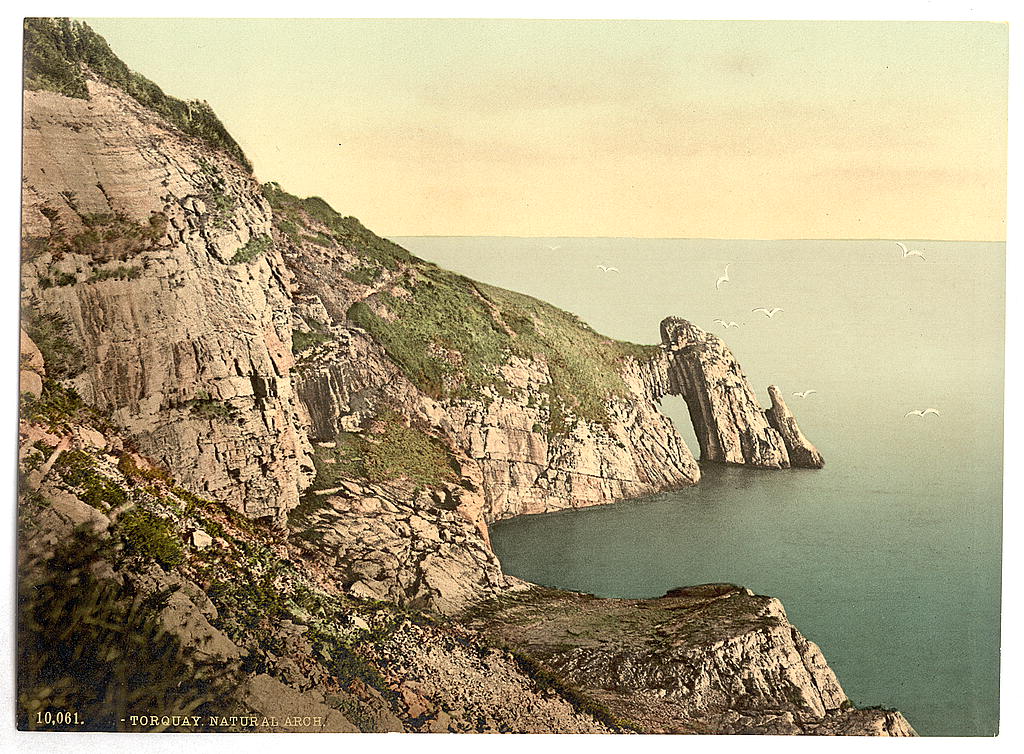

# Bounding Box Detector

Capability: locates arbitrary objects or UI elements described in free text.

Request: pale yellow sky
[83,19,1007,240]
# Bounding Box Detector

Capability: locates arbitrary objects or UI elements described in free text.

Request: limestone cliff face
[656,317,823,469]
[277,219,701,527]
[21,77,314,519]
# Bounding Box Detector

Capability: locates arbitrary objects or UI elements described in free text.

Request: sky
[80,18,1008,241]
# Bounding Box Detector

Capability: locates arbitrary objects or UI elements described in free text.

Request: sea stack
[765,385,826,468]
[658,317,823,469]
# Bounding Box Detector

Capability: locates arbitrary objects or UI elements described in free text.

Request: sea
[395,236,1004,737]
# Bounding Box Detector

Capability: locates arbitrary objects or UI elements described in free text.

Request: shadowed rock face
[657,317,823,469]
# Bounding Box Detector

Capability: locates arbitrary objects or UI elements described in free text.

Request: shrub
[229,235,272,264]
[117,507,184,567]
[22,308,85,379]
[88,265,141,282]
[17,532,236,730]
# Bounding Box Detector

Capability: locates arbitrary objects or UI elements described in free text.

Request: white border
[1,3,1019,754]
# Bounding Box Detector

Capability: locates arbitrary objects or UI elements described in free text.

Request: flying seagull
[752,307,784,318]
[597,265,620,273]
[904,408,941,418]
[546,244,561,251]
[793,390,817,398]
[896,242,926,260]
[713,319,741,328]
[716,264,731,290]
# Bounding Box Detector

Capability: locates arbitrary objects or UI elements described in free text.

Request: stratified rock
[765,385,825,468]
[466,584,916,736]
[22,78,315,521]
[659,318,791,468]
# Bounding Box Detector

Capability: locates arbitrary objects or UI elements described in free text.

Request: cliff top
[23,18,250,169]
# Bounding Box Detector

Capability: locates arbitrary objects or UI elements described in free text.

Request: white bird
[716,264,730,290]
[713,319,741,328]
[896,241,926,260]
[547,244,561,251]
[597,265,620,273]
[752,307,784,318]
[793,390,817,398]
[904,408,941,418]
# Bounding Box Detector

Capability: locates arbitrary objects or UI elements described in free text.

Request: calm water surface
[396,237,1004,736]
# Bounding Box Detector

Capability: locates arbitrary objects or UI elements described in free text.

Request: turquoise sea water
[395,237,1004,736]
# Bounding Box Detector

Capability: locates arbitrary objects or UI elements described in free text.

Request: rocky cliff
[656,317,824,469]
[22,68,314,521]
[18,18,901,736]
[468,584,914,735]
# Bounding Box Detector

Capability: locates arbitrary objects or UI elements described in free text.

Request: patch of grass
[117,507,184,568]
[87,265,141,282]
[23,308,85,379]
[185,393,236,422]
[292,329,331,354]
[20,380,113,435]
[23,18,251,169]
[262,182,411,271]
[38,270,77,288]
[306,433,369,492]
[347,269,511,400]
[53,211,167,262]
[343,265,383,285]
[116,453,171,485]
[229,235,273,264]
[363,411,459,488]
[277,219,301,242]
[207,190,236,227]
[53,449,128,511]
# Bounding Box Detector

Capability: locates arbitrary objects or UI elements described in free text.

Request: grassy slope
[264,183,662,434]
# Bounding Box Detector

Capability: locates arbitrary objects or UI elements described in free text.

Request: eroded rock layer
[22,79,314,519]
[467,584,915,736]
[657,317,823,469]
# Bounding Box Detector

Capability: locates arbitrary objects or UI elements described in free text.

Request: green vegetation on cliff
[23,18,250,169]
[306,412,459,493]
[265,182,660,433]
[349,266,660,432]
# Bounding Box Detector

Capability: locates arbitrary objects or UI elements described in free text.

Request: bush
[117,507,185,567]
[17,532,236,730]
[229,235,273,264]
[88,265,141,282]
[22,308,85,379]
